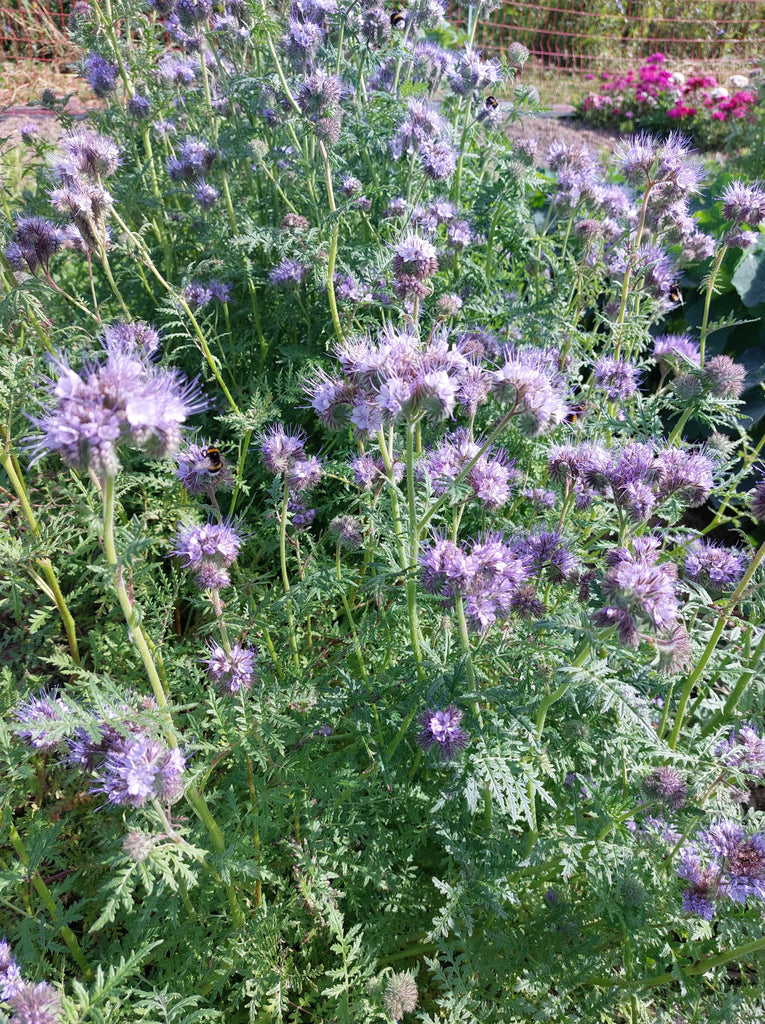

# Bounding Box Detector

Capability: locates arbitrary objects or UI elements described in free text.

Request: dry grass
[0,59,93,112]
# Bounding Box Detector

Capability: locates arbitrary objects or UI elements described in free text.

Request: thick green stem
[0,446,80,664]
[279,485,300,669]
[668,537,765,748]
[379,427,424,680]
[319,142,344,347]
[637,934,765,992]
[108,208,240,415]
[702,627,765,736]
[97,245,132,319]
[699,244,727,367]
[7,819,93,979]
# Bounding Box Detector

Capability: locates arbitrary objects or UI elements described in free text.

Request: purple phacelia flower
[417,705,468,759]
[719,179,765,226]
[175,440,234,494]
[655,446,714,507]
[20,122,40,142]
[684,539,745,590]
[102,321,160,358]
[204,641,256,693]
[513,529,579,582]
[127,94,151,120]
[716,724,765,772]
[595,546,679,645]
[329,514,364,550]
[260,424,307,474]
[28,341,204,477]
[192,180,219,209]
[593,357,641,400]
[268,258,309,288]
[6,216,63,275]
[84,52,117,97]
[420,138,457,180]
[391,233,439,282]
[652,333,700,370]
[0,939,23,1001]
[491,345,568,435]
[173,0,212,28]
[94,735,185,807]
[390,99,444,159]
[286,455,323,492]
[7,981,63,1024]
[350,453,403,489]
[14,690,69,751]
[55,129,120,182]
[172,518,243,589]
[678,820,765,916]
[702,355,747,399]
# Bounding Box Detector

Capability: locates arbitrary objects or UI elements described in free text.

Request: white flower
[728,74,749,89]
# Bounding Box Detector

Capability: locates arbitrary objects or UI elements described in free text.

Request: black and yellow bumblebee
[485,95,499,110]
[390,9,406,28]
[197,445,224,477]
[668,282,683,305]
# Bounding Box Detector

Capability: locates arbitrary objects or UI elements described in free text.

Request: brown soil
[0,62,98,149]
[506,104,621,157]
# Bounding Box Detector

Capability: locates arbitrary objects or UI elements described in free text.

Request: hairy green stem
[0,444,80,663]
[7,819,93,979]
[279,485,300,669]
[699,243,728,367]
[319,141,344,346]
[668,537,765,748]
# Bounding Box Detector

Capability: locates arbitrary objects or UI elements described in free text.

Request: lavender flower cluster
[549,439,716,521]
[13,691,185,809]
[29,322,203,478]
[307,325,568,436]
[0,939,62,1024]
[678,820,765,919]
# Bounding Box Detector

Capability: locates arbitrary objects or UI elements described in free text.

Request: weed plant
[1,1,765,1022]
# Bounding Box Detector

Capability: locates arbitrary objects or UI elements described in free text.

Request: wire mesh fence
[3,0,765,72]
[452,0,765,73]
[1,0,72,61]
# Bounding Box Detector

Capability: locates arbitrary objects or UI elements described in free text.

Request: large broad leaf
[732,240,765,308]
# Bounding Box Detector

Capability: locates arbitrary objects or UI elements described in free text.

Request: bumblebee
[485,95,499,109]
[390,9,406,28]
[198,445,224,476]
[668,282,683,305]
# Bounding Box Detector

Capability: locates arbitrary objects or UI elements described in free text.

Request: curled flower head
[83,51,117,97]
[8,981,63,1024]
[172,518,244,589]
[27,336,204,476]
[382,973,418,1022]
[14,690,69,751]
[93,735,185,807]
[684,539,745,590]
[260,424,307,475]
[643,766,688,809]
[5,216,62,274]
[417,705,468,759]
